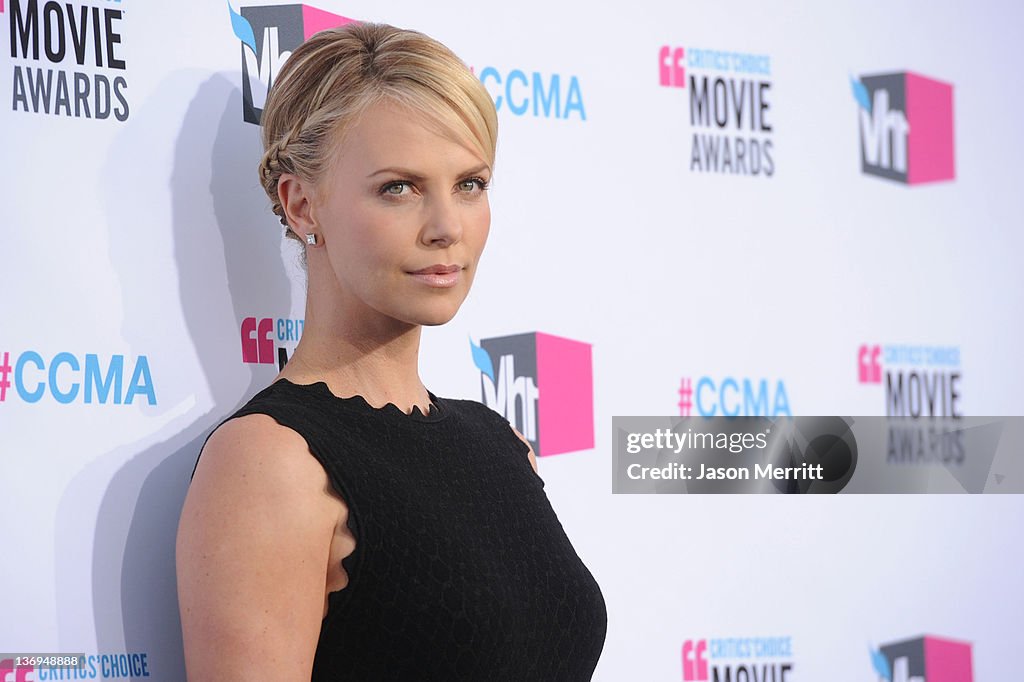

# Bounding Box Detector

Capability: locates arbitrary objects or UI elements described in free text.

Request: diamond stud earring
[305,232,317,246]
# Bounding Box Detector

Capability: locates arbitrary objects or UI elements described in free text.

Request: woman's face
[310,99,491,328]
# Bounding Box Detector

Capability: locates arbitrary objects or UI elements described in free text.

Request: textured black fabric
[214,378,607,681]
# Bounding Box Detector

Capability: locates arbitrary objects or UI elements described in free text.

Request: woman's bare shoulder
[188,414,340,509]
[177,413,341,681]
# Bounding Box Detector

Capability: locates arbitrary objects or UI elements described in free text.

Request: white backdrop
[2,0,1022,679]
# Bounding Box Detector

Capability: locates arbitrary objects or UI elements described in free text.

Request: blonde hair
[258,22,498,240]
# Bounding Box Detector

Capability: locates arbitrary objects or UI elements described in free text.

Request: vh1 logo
[228,3,355,124]
[851,72,954,185]
[873,635,973,682]
[471,332,594,457]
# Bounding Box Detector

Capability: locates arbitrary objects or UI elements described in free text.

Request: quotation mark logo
[0,658,34,682]
[241,317,275,364]
[681,639,708,681]
[858,345,882,384]
[659,46,686,88]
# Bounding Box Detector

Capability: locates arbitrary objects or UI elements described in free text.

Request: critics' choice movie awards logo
[682,637,794,681]
[850,71,955,185]
[859,344,964,465]
[7,0,129,120]
[240,316,304,370]
[857,344,962,418]
[870,635,973,682]
[658,44,774,177]
[678,376,791,417]
[228,2,354,124]
[0,350,155,405]
[470,332,594,457]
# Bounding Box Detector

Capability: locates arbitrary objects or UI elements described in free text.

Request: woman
[176,22,607,681]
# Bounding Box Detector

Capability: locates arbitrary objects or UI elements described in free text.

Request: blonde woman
[176,22,607,681]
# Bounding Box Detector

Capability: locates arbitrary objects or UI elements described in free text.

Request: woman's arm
[176,414,340,681]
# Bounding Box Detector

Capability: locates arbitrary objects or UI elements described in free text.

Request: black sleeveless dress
[206,378,607,681]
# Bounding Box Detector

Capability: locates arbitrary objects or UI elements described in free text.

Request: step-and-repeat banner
[2,0,1022,679]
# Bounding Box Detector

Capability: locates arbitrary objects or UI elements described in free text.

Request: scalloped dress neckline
[273,378,447,423]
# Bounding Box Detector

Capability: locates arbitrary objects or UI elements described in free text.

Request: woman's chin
[399,299,465,327]
[411,309,461,327]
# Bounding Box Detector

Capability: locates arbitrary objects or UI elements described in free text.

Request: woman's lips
[407,264,462,288]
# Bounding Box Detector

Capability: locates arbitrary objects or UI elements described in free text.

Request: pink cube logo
[228,3,356,124]
[872,635,973,682]
[471,332,594,456]
[852,71,955,185]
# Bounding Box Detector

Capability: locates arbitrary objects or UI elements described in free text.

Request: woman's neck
[276,288,432,415]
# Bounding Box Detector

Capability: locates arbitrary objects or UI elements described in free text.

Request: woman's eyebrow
[366,164,491,180]
[367,167,426,181]
[457,163,491,177]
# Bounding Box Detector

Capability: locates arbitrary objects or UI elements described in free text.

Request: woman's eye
[458,178,489,193]
[383,182,409,195]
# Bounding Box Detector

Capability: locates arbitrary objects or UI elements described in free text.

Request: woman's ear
[278,173,318,239]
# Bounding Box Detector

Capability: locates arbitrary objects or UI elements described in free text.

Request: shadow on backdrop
[56,72,295,679]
